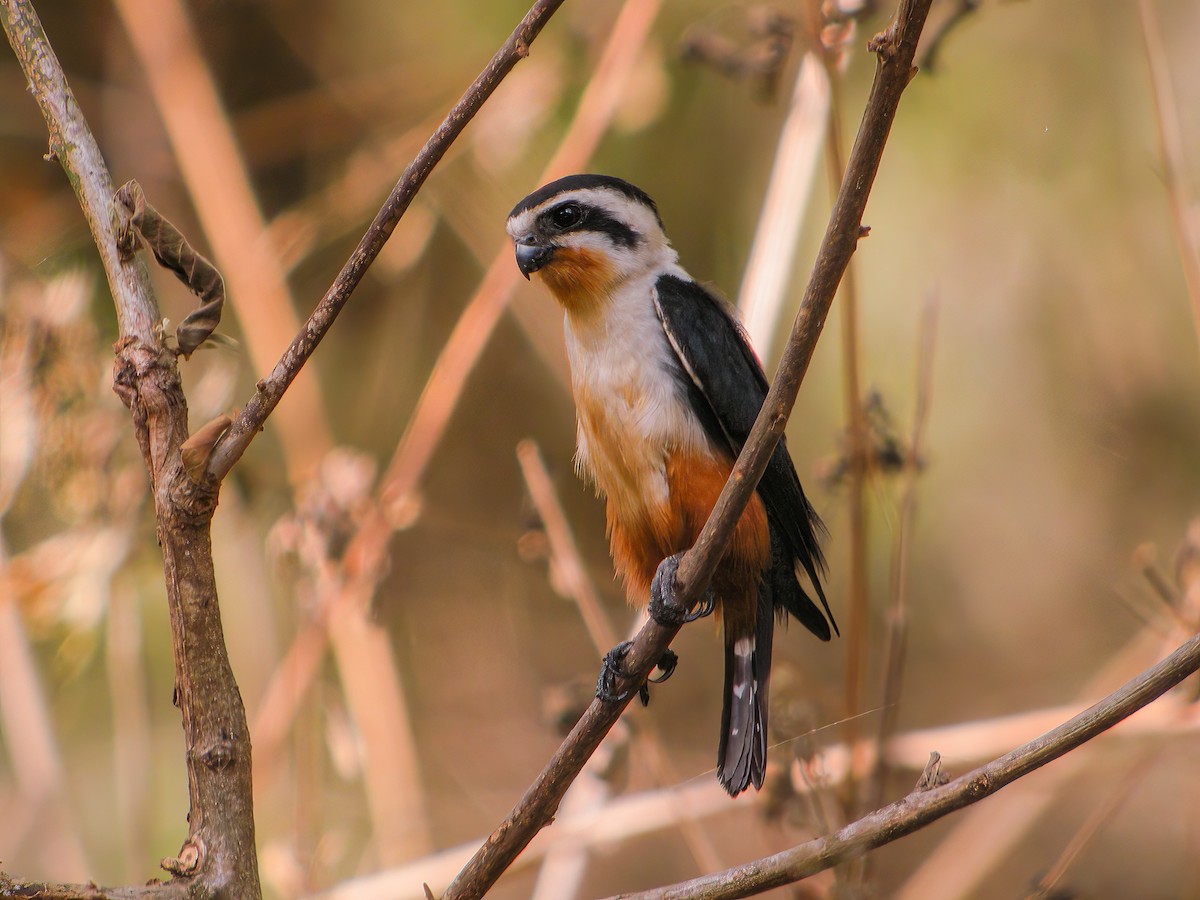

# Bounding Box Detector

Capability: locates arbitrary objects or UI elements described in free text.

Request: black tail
[717,588,776,796]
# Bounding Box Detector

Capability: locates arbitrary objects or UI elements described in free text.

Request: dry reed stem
[736,53,831,354]
[249,0,659,837]
[1138,0,1200,347]
[378,0,662,518]
[327,576,432,864]
[115,0,430,854]
[0,590,92,879]
[1030,748,1156,897]
[106,587,153,880]
[251,618,331,796]
[303,779,732,900]
[517,439,618,650]
[112,0,332,486]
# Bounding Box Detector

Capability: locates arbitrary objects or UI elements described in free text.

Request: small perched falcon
[507,174,836,796]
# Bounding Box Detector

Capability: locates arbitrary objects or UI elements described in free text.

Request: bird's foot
[649,552,717,626]
[596,641,680,707]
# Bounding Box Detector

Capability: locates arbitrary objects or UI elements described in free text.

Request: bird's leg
[596,643,680,707]
[649,552,717,626]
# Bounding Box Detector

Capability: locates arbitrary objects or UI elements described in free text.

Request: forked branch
[1,0,572,896]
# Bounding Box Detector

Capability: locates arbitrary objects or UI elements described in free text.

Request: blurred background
[2,0,1198,897]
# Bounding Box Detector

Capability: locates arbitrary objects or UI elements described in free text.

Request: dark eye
[550,203,584,230]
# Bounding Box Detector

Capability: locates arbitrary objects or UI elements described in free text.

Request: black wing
[653,274,836,639]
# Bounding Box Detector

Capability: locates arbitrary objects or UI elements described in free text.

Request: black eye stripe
[538,202,640,248]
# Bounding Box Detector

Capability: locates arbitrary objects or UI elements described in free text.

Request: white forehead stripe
[506,187,661,242]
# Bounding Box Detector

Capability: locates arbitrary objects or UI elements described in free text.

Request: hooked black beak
[514,238,555,279]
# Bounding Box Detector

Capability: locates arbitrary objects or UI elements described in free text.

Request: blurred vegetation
[1,1,1198,898]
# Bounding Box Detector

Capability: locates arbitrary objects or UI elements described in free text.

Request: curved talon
[596,645,680,707]
[596,641,635,703]
[684,592,716,623]
[650,552,718,626]
[648,649,679,684]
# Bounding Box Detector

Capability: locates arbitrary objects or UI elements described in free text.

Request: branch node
[161,837,203,876]
[200,736,238,771]
[181,413,232,482]
[867,23,899,60]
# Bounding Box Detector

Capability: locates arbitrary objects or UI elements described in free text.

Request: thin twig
[207,0,570,481]
[0,577,92,878]
[517,439,619,651]
[441,4,934,897]
[1030,748,1156,898]
[893,619,1188,898]
[610,632,1200,899]
[1138,0,1200,348]
[825,54,872,822]
[863,295,938,816]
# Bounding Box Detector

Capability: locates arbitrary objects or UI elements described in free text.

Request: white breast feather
[564,268,710,522]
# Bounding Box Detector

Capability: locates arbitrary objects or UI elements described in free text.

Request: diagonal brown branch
[611,632,1200,899]
[441,2,934,897]
[206,0,569,481]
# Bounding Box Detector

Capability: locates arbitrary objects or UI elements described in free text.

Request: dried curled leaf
[115,180,225,358]
[181,413,232,482]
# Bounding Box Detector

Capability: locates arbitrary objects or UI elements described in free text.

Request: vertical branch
[4,0,257,894]
[863,297,938,821]
[824,66,872,818]
[1138,0,1200,347]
